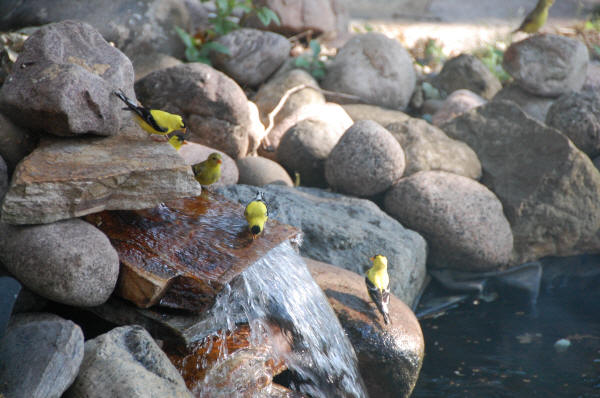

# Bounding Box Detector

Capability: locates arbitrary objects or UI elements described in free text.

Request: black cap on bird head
[251,225,262,235]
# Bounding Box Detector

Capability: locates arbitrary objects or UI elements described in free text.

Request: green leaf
[309,40,321,57]
[294,56,311,69]
[257,7,280,26]
[185,46,201,62]
[202,41,231,55]
[216,0,228,12]
[174,26,196,49]
[311,68,326,80]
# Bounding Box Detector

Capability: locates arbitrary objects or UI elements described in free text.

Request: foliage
[411,38,446,72]
[472,44,511,84]
[176,0,280,64]
[293,40,327,80]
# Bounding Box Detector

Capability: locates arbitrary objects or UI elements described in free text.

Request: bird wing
[113,90,168,133]
[366,277,391,324]
[192,161,206,177]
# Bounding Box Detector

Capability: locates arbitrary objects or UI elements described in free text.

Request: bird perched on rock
[244,191,269,239]
[167,131,187,151]
[113,89,186,136]
[365,254,391,325]
[191,152,222,186]
[513,0,555,33]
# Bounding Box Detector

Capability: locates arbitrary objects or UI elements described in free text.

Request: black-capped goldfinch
[114,89,186,136]
[167,131,187,151]
[191,152,222,186]
[244,191,268,239]
[365,254,391,325]
[513,0,554,33]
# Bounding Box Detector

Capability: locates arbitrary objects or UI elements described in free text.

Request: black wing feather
[113,89,168,133]
[365,277,391,325]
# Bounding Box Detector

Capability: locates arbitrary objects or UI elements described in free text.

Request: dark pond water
[412,262,600,398]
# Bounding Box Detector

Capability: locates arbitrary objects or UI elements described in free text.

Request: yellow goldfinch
[113,89,186,136]
[365,254,391,325]
[244,191,268,239]
[167,131,187,151]
[513,0,555,33]
[191,152,222,186]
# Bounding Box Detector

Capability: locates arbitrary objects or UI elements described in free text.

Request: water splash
[198,240,368,398]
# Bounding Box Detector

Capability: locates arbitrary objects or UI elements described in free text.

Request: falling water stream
[196,240,368,398]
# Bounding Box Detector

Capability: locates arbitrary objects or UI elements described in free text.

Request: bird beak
[369,256,375,261]
[217,159,222,164]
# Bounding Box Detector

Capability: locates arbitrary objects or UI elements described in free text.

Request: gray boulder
[65,325,193,398]
[342,103,411,125]
[0,0,191,59]
[385,117,481,179]
[384,171,513,271]
[0,313,84,398]
[135,63,251,159]
[503,34,589,97]
[0,112,38,174]
[432,54,501,100]
[211,28,290,87]
[546,90,600,157]
[0,219,119,306]
[0,20,134,137]
[277,118,345,188]
[432,89,486,126]
[216,184,427,307]
[322,33,416,110]
[442,100,600,263]
[325,120,405,197]
[492,82,555,122]
[0,155,7,200]
[236,156,294,186]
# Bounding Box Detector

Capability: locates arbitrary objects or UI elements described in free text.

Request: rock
[594,156,600,171]
[0,313,84,398]
[432,54,501,100]
[342,103,411,125]
[211,28,290,87]
[244,0,349,37]
[546,90,600,157]
[306,258,424,398]
[215,184,427,307]
[65,325,193,398]
[277,118,345,188]
[583,61,600,94]
[503,34,589,97]
[0,20,134,137]
[0,155,7,200]
[178,141,239,185]
[384,171,513,271]
[135,63,251,159]
[0,218,119,306]
[441,100,600,263]
[325,120,405,197]
[422,99,445,116]
[0,112,38,174]
[432,89,486,126]
[492,82,555,122]
[0,31,28,86]
[247,100,266,155]
[0,276,20,338]
[130,52,182,81]
[0,0,191,59]
[1,136,201,225]
[322,33,416,110]
[236,156,293,186]
[385,118,481,179]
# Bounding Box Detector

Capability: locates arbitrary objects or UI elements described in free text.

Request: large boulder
[0,113,38,174]
[492,82,555,122]
[65,325,193,398]
[546,90,600,158]
[322,33,416,110]
[385,117,481,179]
[432,54,502,100]
[236,156,294,186]
[306,258,424,398]
[0,218,119,306]
[277,118,345,188]
[0,20,134,137]
[0,313,84,398]
[211,28,290,88]
[325,120,405,197]
[342,104,411,125]
[0,0,192,59]
[503,34,589,97]
[135,63,252,159]
[216,184,427,307]
[1,136,201,225]
[442,100,600,263]
[384,171,513,271]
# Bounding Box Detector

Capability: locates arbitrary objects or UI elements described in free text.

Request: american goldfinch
[167,131,187,151]
[113,89,186,136]
[513,0,555,33]
[365,254,391,325]
[191,152,222,186]
[244,191,268,239]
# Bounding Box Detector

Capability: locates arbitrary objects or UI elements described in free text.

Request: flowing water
[196,240,368,398]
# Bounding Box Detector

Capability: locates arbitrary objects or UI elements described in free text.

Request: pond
[412,257,600,398]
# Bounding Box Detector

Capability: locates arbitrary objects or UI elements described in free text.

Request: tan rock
[237,156,293,187]
[342,103,411,125]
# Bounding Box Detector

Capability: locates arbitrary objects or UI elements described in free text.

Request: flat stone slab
[1,136,202,224]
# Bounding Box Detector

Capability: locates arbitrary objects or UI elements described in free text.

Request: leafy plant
[293,40,327,80]
[473,44,511,84]
[176,0,280,64]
